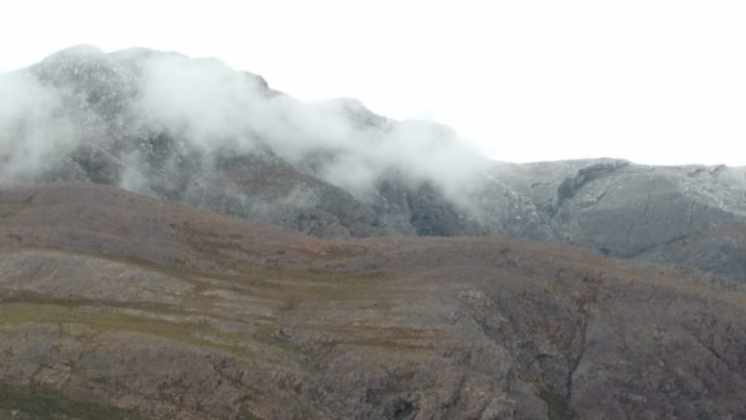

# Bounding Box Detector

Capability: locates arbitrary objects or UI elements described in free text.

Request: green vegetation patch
[0,203,29,218]
[0,383,144,420]
[538,386,576,420]
[0,303,253,359]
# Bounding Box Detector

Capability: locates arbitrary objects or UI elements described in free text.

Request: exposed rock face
[1,184,745,419]
[492,160,746,279]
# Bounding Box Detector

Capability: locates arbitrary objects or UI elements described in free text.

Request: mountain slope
[2,46,498,239]
[492,160,746,279]
[1,183,745,419]
[3,46,746,282]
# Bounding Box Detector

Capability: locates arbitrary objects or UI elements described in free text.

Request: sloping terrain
[2,46,746,283]
[1,183,745,419]
[2,46,495,239]
[492,160,746,279]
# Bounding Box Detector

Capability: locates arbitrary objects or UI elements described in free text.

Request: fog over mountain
[3,46,746,280]
[0,46,488,210]
[3,46,746,420]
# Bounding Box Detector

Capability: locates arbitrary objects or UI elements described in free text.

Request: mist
[0,46,493,226]
[0,71,78,181]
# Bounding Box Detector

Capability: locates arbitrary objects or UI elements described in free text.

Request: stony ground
[1,183,745,419]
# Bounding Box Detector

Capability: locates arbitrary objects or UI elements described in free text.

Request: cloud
[0,70,79,181]
[0,46,492,218]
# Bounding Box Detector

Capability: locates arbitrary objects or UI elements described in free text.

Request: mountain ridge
[2,46,746,282]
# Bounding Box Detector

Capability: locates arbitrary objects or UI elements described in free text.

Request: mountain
[491,159,746,280]
[3,46,746,283]
[0,183,745,419]
[2,46,746,418]
[1,45,500,239]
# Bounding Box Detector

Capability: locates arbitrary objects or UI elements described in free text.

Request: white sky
[1,0,745,165]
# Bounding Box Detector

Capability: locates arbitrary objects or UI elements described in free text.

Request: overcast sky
[2,0,744,165]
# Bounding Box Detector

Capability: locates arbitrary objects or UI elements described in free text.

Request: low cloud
[0,45,492,217]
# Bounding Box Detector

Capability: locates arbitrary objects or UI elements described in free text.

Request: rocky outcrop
[553,159,629,212]
[491,160,746,280]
